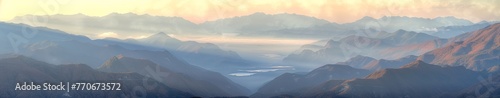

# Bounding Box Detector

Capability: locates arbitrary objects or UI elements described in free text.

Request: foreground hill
[307,61,485,97]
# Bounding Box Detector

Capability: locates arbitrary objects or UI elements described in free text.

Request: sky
[0,0,499,24]
[1,0,498,63]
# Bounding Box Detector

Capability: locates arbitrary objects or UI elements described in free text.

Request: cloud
[271,66,293,69]
[229,73,256,77]
[244,69,280,73]
[96,32,148,39]
[263,54,283,59]
[240,66,295,73]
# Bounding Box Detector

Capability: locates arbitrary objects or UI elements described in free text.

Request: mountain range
[97,32,253,73]
[0,22,251,97]
[2,12,500,97]
[284,22,499,68]
[344,16,473,33]
[283,29,442,66]
[424,21,494,38]
[251,23,500,98]
[10,13,486,39]
[251,64,370,98]
[305,61,485,98]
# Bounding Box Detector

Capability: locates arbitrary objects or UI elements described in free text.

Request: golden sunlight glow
[97,32,119,39]
[1,0,499,24]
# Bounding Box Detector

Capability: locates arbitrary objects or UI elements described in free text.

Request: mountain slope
[308,61,484,98]
[418,23,500,70]
[379,39,448,59]
[251,64,370,98]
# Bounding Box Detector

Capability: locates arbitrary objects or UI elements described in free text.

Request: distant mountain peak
[355,16,376,22]
[315,64,356,71]
[434,16,457,19]
[394,29,410,33]
[141,32,182,43]
[351,55,373,59]
[400,60,439,69]
[367,60,443,80]
[149,32,171,38]
[250,12,267,16]
[361,16,375,20]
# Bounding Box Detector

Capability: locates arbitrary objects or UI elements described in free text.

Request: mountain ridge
[304,61,485,98]
[418,23,500,70]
